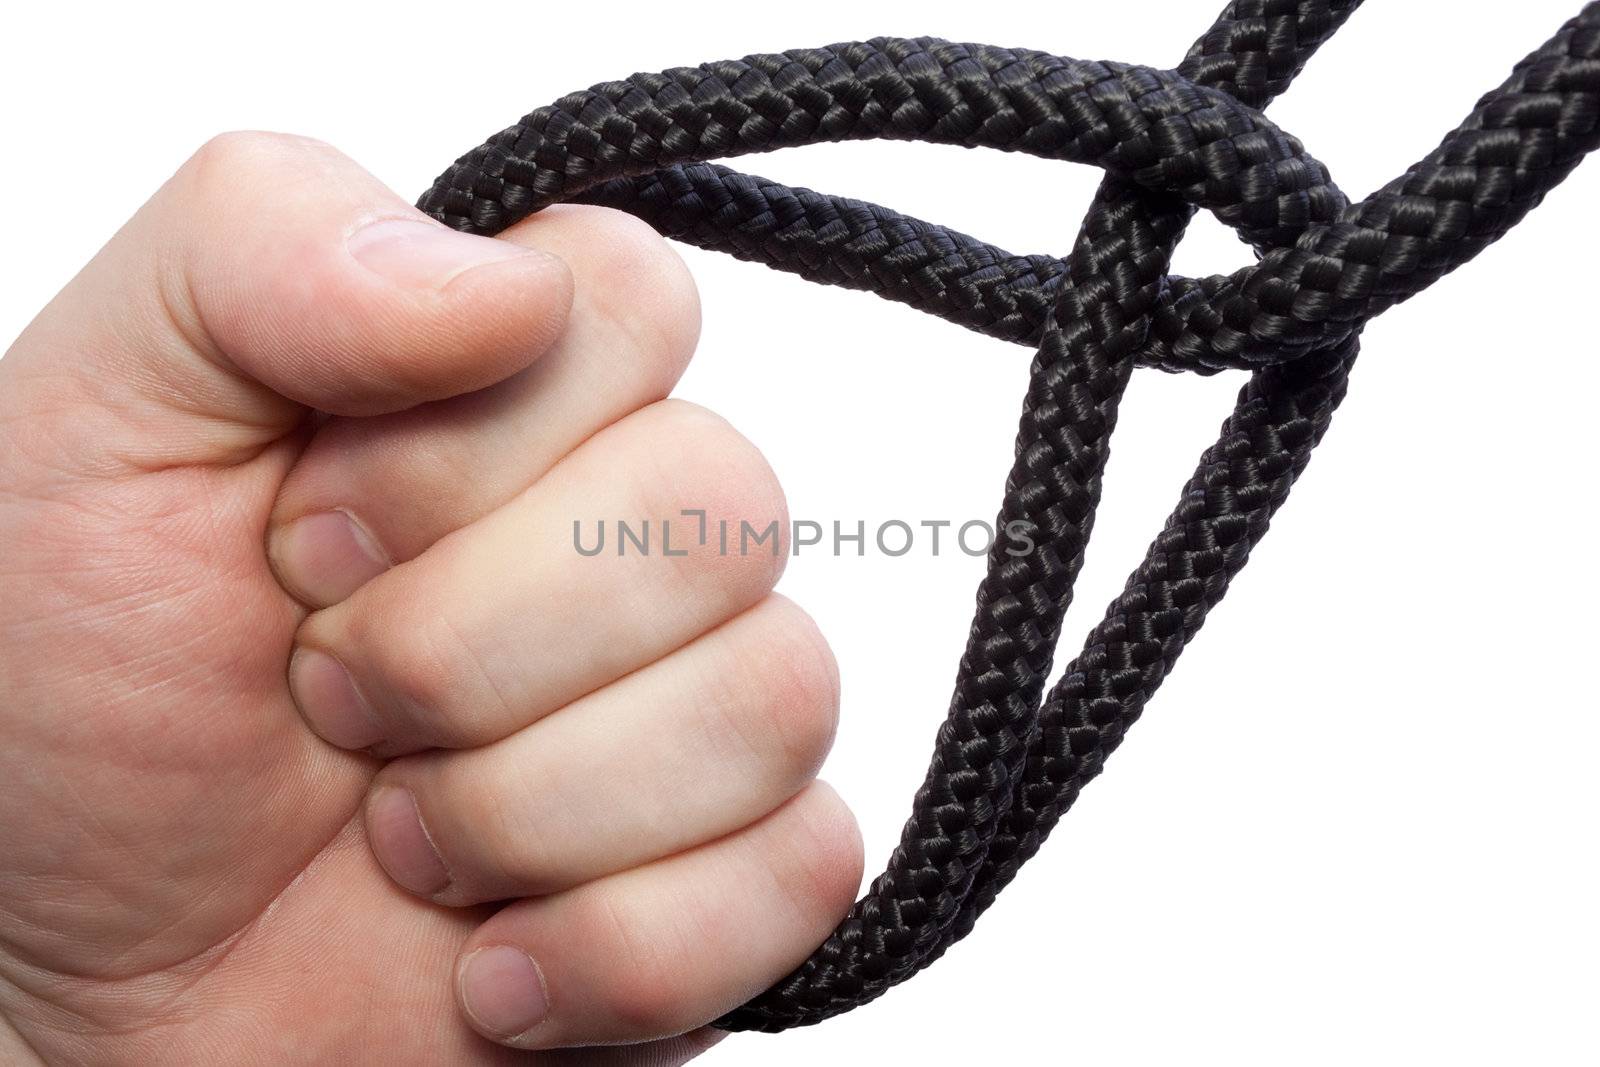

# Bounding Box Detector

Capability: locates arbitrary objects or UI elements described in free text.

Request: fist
[0,132,862,1064]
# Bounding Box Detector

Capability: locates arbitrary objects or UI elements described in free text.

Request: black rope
[418,0,1600,1032]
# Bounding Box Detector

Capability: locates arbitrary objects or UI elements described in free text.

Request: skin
[0,132,865,1064]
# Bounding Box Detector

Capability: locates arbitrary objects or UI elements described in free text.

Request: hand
[0,132,863,1064]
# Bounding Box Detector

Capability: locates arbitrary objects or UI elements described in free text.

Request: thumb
[0,131,571,470]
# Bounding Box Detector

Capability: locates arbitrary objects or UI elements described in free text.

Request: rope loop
[421,39,1353,374]
[420,0,1600,1032]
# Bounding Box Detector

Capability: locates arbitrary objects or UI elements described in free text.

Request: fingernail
[459,945,550,1041]
[288,647,383,750]
[367,785,450,897]
[348,217,542,289]
[270,510,390,607]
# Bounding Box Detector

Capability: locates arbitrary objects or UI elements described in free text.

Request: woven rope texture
[420,0,1600,1032]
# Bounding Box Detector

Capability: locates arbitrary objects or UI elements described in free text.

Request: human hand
[0,132,862,1064]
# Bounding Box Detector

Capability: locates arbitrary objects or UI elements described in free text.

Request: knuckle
[170,131,357,380]
[347,585,497,746]
[637,400,789,594]
[398,609,502,744]
[570,207,701,374]
[724,598,840,780]
[466,764,561,893]
[606,973,691,1038]
[182,131,326,200]
[577,893,697,1037]
[780,783,865,919]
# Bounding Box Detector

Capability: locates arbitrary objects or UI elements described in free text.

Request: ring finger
[364,594,839,905]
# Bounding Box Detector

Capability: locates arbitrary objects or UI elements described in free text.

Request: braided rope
[419,0,1600,1032]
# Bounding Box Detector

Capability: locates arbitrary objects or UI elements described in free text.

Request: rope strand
[419,0,1600,1031]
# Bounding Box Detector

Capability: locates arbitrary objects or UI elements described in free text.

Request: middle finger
[288,399,788,755]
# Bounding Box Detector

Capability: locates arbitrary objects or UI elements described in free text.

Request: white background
[4,2,1598,1064]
